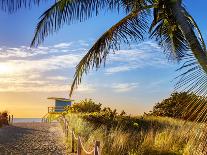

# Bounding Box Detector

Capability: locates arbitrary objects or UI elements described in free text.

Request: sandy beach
[0,122,68,155]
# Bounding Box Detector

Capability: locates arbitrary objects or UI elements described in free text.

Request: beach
[0,122,68,155]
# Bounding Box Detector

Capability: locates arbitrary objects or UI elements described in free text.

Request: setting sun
[0,64,13,75]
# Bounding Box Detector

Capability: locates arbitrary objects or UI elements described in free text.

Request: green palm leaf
[149,1,190,61]
[69,10,149,96]
[0,0,49,13]
[31,0,150,47]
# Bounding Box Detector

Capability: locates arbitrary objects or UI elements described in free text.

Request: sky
[0,1,206,118]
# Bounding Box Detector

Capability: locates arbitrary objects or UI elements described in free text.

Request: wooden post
[94,141,100,155]
[11,115,14,124]
[66,121,69,137]
[77,135,81,155]
[8,115,11,124]
[65,120,67,136]
[72,128,75,153]
[64,118,67,136]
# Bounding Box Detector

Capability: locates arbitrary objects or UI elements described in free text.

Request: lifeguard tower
[47,97,73,113]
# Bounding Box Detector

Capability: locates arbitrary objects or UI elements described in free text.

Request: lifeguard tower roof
[47,97,74,102]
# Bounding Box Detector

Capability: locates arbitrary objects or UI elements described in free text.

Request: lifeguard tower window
[48,97,73,113]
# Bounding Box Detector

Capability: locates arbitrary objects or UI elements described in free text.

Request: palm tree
[1,0,207,117]
[1,0,206,95]
[2,0,207,116]
[2,0,207,151]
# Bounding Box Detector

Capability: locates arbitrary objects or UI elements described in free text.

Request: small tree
[149,92,206,121]
[68,99,102,113]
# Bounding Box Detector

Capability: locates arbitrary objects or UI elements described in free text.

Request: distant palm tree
[1,0,207,99]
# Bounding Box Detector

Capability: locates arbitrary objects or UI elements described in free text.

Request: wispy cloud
[111,83,138,92]
[53,42,73,48]
[0,41,89,93]
[0,41,172,93]
[105,42,170,74]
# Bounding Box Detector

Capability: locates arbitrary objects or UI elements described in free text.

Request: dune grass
[57,113,206,155]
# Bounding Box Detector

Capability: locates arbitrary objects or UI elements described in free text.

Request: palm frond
[183,8,206,51]
[69,10,149,97]
[149,2,189,61]
[172,4,207,123]
[0,0,49,13]
[31,0,151,47]
[175,53,207,123]
[150,19,189,60]
[31,0,108,46]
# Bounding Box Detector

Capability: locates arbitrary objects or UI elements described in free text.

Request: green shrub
[148,92,206,122]
[66,99,102,113]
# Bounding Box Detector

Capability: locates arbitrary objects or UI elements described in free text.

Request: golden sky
[0,41,175,118]
[0,3,185,118]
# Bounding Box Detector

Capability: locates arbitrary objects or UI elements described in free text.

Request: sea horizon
[13,118,42,123]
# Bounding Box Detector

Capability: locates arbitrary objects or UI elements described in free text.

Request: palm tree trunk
[171,1,207,73]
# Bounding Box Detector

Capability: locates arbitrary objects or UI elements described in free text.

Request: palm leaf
[149,3,189,61]
[0,0,49,13]
[69,10,149,97]
[172,5,207,123]
[31,0,151,47]
[183,7,206,51]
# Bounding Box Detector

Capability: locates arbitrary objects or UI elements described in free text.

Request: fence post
[64,119,67,135]
[65,121,68,137]
[72,128,75,153]
[94,141,100,155]
[77,135,81,155]
[8,115,11,124]
[11,115,14,124]
[63,118,66,134]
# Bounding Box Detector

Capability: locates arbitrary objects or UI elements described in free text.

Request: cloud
[0,54,81,76]
[78,40,90,47]
[105,65,138,74]
[0,41,90,93]
[105,42,170,74]
[0,40,172,93]
[76,84,95,93]
[53,42,73,48]
[111,83,138,92]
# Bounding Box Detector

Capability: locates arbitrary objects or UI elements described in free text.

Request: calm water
[13,118,42,123]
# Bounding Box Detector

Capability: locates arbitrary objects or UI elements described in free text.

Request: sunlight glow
[0,64,14,75]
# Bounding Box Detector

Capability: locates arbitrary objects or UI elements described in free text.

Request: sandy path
[0,122,68,155]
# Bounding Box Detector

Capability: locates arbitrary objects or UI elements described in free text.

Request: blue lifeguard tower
[47,97,73,113]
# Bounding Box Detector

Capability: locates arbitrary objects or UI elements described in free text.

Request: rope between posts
[79,136,95,154]
[59,115,101,155]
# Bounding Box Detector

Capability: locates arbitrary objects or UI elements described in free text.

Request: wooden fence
[0,114,13,125]
[8,115,14,124]
[59,116,101,155]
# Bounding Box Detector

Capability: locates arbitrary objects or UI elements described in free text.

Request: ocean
[13,118,42,123]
